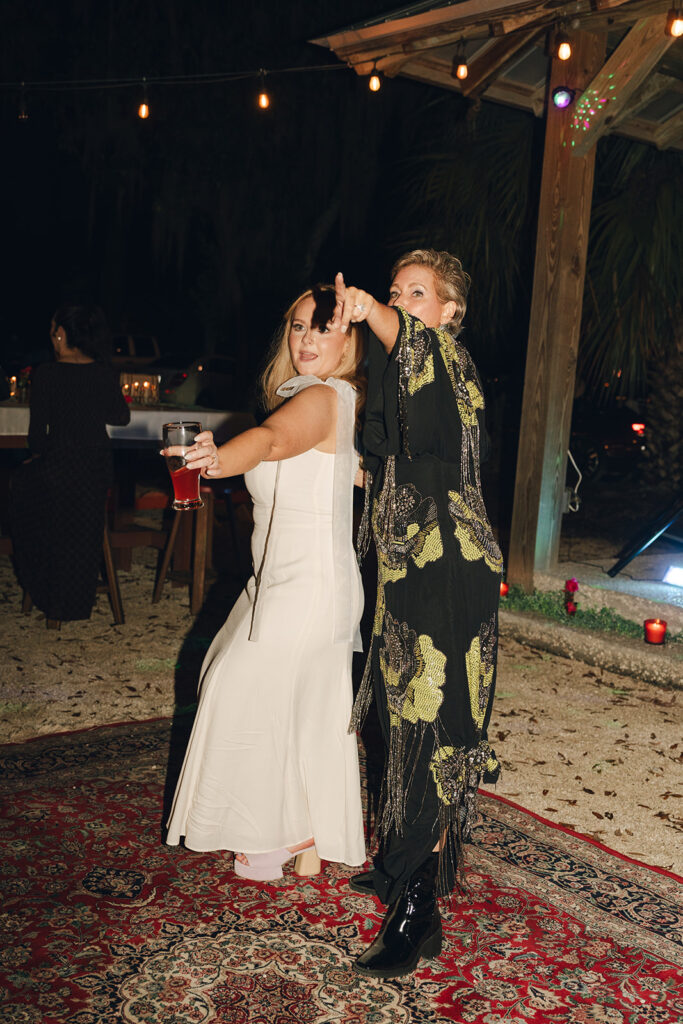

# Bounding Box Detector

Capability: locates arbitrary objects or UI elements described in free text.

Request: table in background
[0,402,254,447]
[0,403,256,575]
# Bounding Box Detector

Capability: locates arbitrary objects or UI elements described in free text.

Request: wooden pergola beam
[312,0,539,54]
[569,13,677,157]
[460,27,543,96]
[311,0,572,71]
[507,30,606,591]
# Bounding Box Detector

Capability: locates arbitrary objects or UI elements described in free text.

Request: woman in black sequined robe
[334,250,503,978]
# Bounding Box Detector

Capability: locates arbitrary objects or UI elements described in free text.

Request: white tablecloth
[0,403,254,444]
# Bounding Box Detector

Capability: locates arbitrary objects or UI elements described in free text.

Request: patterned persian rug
[0,717,681,1024]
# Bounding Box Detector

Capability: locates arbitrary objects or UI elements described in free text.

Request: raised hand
[333,272,375,334]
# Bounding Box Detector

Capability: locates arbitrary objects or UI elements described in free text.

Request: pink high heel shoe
[234,843,321,881]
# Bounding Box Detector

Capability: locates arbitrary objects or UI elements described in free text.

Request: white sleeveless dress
[166,380,365,867]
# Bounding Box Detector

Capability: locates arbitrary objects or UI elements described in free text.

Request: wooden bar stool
[22,524,125,628]
[152,486,213,615]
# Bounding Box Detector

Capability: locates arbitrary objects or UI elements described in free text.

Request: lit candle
[644,619,667,645]
[500,581,509,597]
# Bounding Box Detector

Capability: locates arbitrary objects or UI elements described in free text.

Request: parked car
[111,334,161,367]
[153,354,239,409]
[569,397,647,480]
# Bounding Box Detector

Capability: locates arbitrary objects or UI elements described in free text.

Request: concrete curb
[499,609,683,690]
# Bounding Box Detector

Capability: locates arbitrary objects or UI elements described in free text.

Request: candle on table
[644,619,666,645]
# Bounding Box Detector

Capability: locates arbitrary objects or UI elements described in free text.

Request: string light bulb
[258,69,270,109]
[452,42,468,81]
[18,82,28,121]
[556,30,572,61]
[369,67,381,92]
[138,77,149,119]
[666,8,683,36]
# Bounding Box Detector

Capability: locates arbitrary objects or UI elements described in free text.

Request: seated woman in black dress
[11,305,130,624]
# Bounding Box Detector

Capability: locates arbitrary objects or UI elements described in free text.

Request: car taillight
[631,423,645,436]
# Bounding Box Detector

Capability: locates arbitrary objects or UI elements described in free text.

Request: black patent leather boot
[353,853,442,978]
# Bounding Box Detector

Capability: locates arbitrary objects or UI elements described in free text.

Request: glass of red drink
[162,421,204,510]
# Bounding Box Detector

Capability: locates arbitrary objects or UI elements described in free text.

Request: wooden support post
[507,30,605,592]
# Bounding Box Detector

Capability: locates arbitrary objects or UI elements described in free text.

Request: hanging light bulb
[451,42,468,81]
[258,70,270,109]
[556,30,572,60]
[666,8,683,36]
[138,77,150,119]
[18,82,28,121]
[369,66,381,92]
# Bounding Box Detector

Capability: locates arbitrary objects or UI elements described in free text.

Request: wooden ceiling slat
[654,108,683,149]
[608,71,674,128]
[460,26,544,95]
[311,0,541,52]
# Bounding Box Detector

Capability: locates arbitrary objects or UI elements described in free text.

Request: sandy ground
[1,547,681,876]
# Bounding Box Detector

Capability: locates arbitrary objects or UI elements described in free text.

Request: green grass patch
[503,585,683,644]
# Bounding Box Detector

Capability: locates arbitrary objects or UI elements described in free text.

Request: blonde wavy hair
[392,248,471,334]
[260,285,366,422]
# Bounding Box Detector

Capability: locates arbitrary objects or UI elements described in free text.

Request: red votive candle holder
[644,619,667,645]
[500,581,509,597]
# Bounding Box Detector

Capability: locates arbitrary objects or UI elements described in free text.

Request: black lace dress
[10,361,130,621]
[353,309,503,903]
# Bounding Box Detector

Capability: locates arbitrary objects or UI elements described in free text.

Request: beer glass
[162,421,204,510]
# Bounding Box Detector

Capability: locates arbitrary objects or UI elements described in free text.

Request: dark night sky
[2,0,469,375]
[3,0,678,412]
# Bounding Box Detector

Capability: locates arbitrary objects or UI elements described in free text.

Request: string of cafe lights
[6,60,372,120]
[8,10,682,120]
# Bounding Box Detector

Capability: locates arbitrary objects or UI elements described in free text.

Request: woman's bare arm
[162,384,337,478]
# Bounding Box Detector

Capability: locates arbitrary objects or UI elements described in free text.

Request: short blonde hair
[260,285,366,420]
[391,248,471,334]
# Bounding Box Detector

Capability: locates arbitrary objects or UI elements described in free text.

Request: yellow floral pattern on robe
[429,741,500,807]
[397,312,435,398]
[379,611,446,727]
[437,332,484,429]
[465,615,497,731]
[373,482,443,584]
[448,486,503,575]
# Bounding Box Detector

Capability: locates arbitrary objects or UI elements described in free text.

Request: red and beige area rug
[0,717,681,1024]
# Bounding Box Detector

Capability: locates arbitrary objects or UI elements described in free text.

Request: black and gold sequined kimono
[353,308,503,904]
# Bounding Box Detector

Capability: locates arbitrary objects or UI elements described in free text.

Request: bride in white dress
[164,285,366,880]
